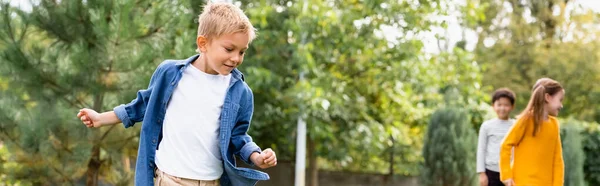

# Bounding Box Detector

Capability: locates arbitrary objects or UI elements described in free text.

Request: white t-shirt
[155,64,231,180]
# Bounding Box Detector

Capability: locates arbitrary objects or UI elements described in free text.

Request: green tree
[0,1,193,185]
[239,0,490,181]
[580,120,600,185]
[240,0,443,177]
[561,119,586,186]
[421,106,477,186]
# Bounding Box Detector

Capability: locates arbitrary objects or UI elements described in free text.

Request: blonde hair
[197,2,256,44]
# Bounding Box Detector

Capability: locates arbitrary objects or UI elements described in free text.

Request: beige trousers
[154,169,220,186]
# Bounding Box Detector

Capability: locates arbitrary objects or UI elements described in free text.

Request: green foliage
[0,143,32,186]
[0,0,194,184]
[580,121,600,185]
[421,106,477,186]
[466,0,600,122]
[557,118,600,186]
[561,119,586,186]
[236,0,492,175]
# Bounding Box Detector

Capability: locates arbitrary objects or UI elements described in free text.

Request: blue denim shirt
[113,54,269,186]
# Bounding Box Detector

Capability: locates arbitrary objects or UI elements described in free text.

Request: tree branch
[49,161,74,183]
[99,124,117,143]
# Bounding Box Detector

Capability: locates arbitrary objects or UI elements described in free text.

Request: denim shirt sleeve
[113,63,164,128]
[231,87,262,165]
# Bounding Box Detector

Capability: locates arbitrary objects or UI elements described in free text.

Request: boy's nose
[231,55,241,63]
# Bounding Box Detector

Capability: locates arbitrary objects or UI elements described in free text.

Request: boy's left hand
[251,148,277,169]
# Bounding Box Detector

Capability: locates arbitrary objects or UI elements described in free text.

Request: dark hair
[492,88,516,105]
[519,78,563,136]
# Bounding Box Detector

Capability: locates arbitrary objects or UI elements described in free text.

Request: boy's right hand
[479,173,488,186]
[77,108,103,128]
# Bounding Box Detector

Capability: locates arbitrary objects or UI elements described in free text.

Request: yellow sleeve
[553,124,564,186]
[499,117,527,181]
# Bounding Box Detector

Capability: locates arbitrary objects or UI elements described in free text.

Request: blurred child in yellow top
[499,78,565,186]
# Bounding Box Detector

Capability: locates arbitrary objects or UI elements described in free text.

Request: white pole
[294,110,306,186]
[295,1,309,185]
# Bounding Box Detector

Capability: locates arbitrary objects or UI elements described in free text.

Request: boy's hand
[77,108,102,128]
[479,173,488,186]
[250,148,277,169]
[503,178,515,186]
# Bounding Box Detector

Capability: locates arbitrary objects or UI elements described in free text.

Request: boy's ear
[197,35,208,53]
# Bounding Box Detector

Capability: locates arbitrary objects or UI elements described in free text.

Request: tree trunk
[384,136,394,184]
[86,145,101,186]
[308,137,318,186]
[86,93,104,186]
[389,136,394,176]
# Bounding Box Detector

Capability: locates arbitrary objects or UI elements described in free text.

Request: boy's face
[493,97,513,120]
[545,89,565,116]
[197,32,250,75]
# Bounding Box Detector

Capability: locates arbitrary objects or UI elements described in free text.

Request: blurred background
[0,0,599,185]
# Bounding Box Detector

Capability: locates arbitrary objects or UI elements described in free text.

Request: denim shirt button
[152,139,157,144]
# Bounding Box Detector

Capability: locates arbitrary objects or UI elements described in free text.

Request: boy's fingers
[263,148,273,154]
[264,155,275,163]
[266,158,276,165]
[263,150,274,157]
[268,149,276,156]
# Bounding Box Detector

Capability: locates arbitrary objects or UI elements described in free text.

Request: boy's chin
[496,114,508,119]
[213,69,231,75]
[217,68,234,75]
[219,71,232,75]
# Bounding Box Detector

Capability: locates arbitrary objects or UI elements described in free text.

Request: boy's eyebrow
[223,42,248,50]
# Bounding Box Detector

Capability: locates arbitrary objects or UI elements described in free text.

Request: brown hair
[519,78,563,136]
[492,88,516,105]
